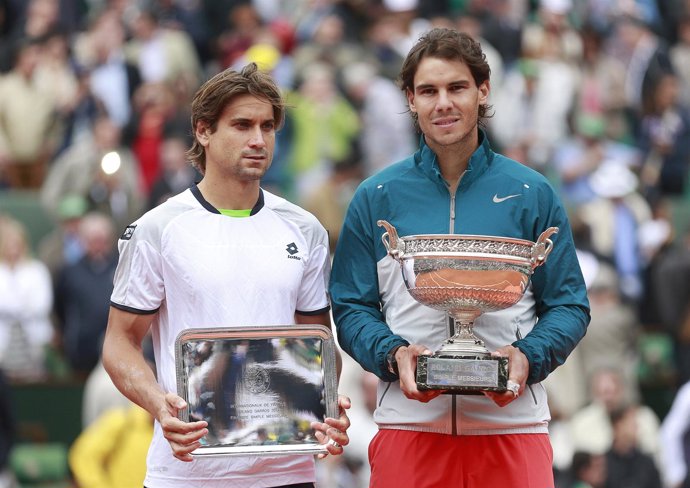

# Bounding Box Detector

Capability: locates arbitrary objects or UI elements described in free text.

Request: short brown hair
[187,63,285,174]
[399,28,492,124]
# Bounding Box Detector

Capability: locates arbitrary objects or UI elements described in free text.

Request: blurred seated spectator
[659,380,690,488]
[286,62,360,201]
[576,263,641,394]
[605,404,662,488]
[53,212,117,378]
[123,81,191,197]
[553,114,641,207]
[68,403,153,488]
[72,8,141,129]
[0,370,16,488]
[0,216,53,382]
[570,451,606,488]
[341,60,416,177]
[643,228,690,384]
[569,367,661,464]
[636,72,690,200]
[488,57,578,170]
[37,194,88,279]
[124,6,202,89]
[0,36,60,189]
[578,163,652,303]
[40,114,144,232]
[81,359,132,429]
[302,150,363,253]
[33,27,80,156]
[146,129,198,210]
[215,4,264,70]
[292,13,374,82]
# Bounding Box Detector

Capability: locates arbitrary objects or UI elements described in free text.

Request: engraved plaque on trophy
[378,220,557,394]
[175,325,338,456]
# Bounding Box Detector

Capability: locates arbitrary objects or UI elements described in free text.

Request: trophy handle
[377,220,402,259]
[531,226,559,269]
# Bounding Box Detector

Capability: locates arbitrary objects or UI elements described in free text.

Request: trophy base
[416,355,508,394]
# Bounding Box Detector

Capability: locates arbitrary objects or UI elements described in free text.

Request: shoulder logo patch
[121,225,137,240]
[286,242,302,260]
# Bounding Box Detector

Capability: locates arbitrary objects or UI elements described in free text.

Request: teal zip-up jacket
[330,131,590,434]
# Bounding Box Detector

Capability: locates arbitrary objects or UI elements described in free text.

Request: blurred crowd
[1,0,690,487]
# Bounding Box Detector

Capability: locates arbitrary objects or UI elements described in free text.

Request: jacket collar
[414,128,494,190]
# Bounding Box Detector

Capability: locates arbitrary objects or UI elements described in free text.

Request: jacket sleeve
[513,183,591,384]
[329,185,408,381]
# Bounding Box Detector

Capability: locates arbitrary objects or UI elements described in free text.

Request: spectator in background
[0,370,15,488]
[146,129,199,211]
[38,193,88,279]
[572,25,630,144]
[214,3,264,70]
[569,367,661,465]
[570,451,606,488]
[576,264,641,394]
[578,163,651,303]
[488,56,578,169]
[1,0,62,72]
[40,114,144,232]
[522,0,582,65]
[53,212,117,378]
[670,14,690,107]
[0,36,59,189]
[32,27,79,157]
[124,6,202,89]
[605,404,662,488]
[659,379,690,488]
[0,216,54,381]
[636,72,690,200]
[609,13,673,116]
[292,13,373,82]
[552,114,641,207]
[644,228,690,384]
[69,402,153,488]
[341,61,416,177]
[302,148,363,252]
[123,81,182,195]
[72,8,141,129]
[286,62,360,202]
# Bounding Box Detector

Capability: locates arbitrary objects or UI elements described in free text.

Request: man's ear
[406,88,417,114]
[478,80,490,105]
[195,122,211,146]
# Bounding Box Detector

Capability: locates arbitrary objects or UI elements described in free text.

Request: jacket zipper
[449,188,458,435]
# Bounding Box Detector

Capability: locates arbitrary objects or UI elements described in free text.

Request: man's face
[407,56,489,151]
[197,94,276,182]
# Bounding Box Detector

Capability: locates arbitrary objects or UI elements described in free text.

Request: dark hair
[398,28,492,125]
[187,63,285,174]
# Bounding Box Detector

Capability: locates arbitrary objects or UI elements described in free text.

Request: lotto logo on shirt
[121,225,137,240]
[286,242,301,260]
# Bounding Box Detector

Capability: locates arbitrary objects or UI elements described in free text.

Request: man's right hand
[157,393,209,462]
[395,345,446,403]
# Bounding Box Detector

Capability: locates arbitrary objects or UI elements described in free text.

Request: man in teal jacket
[330,28,590,488]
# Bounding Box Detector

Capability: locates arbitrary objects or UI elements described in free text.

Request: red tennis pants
[368,429,554,488]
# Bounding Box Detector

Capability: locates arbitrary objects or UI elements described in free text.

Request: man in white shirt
[103,62,350,488]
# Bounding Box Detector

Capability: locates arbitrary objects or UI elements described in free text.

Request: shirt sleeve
[296,233,331,315]
[512,182,591,384]
[110,222,164,314]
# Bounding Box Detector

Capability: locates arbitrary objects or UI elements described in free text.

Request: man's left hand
[483,345,529,407]
[312,394,351,458]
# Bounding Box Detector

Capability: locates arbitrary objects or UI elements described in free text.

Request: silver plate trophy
[175,325,338,456]
[378,220,557,394]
